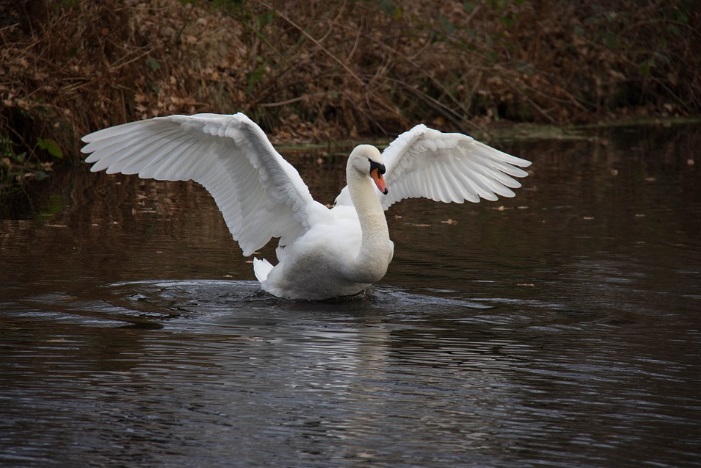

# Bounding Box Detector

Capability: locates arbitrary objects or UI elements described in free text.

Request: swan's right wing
[379,125,532,210]
[82,113,322,256]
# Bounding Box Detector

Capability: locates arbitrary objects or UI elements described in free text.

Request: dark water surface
[1,124,700,467]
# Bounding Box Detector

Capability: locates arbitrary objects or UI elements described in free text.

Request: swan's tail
[253,257,274,282]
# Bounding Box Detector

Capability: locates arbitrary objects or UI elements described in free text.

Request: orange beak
[371,168,388,194]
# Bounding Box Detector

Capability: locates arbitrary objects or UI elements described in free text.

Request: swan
[81,113,531,300]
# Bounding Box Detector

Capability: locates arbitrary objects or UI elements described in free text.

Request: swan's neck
[346,168,391,283]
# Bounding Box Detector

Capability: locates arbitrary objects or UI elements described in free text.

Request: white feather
[375,125,531,209]
[83,113,531,300]
[82,113,322,257]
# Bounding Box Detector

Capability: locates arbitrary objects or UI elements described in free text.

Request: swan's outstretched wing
[335,124,531,209]
[81,113,320,256]
[378,125,531,209]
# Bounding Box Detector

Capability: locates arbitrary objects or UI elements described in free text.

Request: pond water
[1,123,700,467]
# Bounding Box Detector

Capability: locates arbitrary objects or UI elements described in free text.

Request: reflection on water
[1,124,701,466]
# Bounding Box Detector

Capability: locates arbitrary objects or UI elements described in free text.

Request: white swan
[81,113,531,300]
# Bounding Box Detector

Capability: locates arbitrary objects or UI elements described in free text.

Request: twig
[255,0,366,88]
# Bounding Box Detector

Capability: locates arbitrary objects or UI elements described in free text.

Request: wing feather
[82,113,324,256]
[376,125,531,209]
[443,157,472,202]
[86,126,184,173]
[460,158,508,199]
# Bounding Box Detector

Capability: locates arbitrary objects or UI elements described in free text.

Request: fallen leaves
[404,218,460,228]
[1,0,699,172]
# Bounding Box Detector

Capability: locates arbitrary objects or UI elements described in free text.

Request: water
[1,124,700,467]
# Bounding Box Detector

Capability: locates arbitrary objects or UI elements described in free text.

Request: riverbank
[1,0,699,178]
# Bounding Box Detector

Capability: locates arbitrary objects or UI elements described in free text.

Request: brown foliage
[1,0,700,166]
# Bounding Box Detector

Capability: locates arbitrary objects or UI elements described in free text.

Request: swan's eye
[369,159,386,175]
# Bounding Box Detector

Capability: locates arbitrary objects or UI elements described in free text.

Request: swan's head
[349,144,388,195]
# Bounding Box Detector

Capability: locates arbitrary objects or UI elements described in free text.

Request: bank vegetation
[1,0,700,182]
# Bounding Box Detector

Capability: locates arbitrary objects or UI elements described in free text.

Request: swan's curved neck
[346,167,391,283]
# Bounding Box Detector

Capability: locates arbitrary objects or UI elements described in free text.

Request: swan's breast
[261,208,368,299]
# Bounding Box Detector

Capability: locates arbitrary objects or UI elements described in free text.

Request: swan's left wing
[81,113,321,256]
[378,125,531,209]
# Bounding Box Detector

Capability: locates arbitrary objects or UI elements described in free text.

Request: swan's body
[82,113,530,300]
